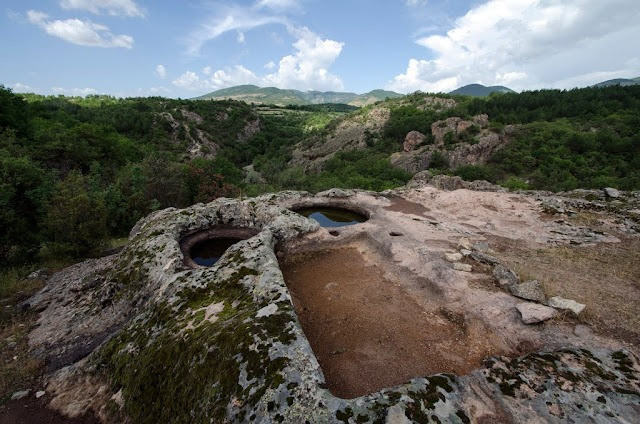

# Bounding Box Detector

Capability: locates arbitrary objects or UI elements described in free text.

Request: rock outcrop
[390,114,516,174]
[403,130,426,152]
[25,185,640,423]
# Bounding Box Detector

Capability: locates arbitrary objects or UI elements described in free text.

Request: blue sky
[2,0,640,98]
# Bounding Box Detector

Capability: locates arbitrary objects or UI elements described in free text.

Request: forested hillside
[1,84,640,266]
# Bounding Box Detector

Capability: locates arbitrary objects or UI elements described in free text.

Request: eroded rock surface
[26,182,640,423]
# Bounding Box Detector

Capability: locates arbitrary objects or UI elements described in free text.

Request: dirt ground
[0,395,99,424]
[280,246,508,399]
[489,234,640,347]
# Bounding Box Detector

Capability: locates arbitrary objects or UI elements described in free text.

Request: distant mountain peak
[449,83,514,96]
[592,76,640,88]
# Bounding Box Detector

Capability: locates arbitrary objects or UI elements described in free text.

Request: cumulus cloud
[174,26,344,92]
[27,10,134,48]
[52,86,98,96]
[11,83,32,93]
[59,0,145,18]
[388,0,640,93]
[155,64,167,79]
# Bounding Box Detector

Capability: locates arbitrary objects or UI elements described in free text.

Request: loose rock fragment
[445,252,463,262]
[516,303,558,324]
[510,280,546,303]
[548,296,586,315]
[493,264,520,289]
[11,390,30,400]
[453,263,472,272]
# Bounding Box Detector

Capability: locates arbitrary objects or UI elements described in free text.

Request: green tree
[42,171,108,257]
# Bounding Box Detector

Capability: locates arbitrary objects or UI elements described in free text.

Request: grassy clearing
[492,236,640,346]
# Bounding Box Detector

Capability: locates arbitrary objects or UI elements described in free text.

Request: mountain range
[194,85,404,106]
[194,77,640,106]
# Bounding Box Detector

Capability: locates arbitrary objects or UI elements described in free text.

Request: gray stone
[548,296,586,315]
[11,390,30,400]
[27,269,48,279]
[516,303,558,324]
[469,251,500,265]
[459,249,472,257]
[510,280,546,303]
[453,263,472,272]
[604,187,620,198]
[36,390,46,398]
[493,264,520,289]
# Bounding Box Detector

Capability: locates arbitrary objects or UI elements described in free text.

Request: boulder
[548,296,586,315]
[516,303,558,324]
[473,114,489,128]
[604,187,620,199]
[403,131,426,152]
[510,280,546,303]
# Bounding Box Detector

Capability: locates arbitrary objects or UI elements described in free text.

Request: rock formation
[391,114,514,174]
[23,180,640,423]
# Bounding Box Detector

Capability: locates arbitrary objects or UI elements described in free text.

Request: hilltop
[593,76,640,88]
[194,85,404,106]
[449,83,515,96]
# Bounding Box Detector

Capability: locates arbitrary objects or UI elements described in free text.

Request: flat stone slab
[548,296,586,315]
[516,303,558,324]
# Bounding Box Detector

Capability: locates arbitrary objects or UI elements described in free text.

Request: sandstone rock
[604,187,620,198]
[11,389,30,400]
[516,303,558,324]
[548,296,586,315]
[473,114,489,128]
[431,117,461,144]
[460,249,472,257]
[445,252,463,262]
[403,131,426,152]
[493,264,520,289]
[458,237,472,250]
[510,280,546,303]
[453,263,472,272]
[457,120,474,134]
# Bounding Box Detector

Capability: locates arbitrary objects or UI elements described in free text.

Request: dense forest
[1,84,639,267]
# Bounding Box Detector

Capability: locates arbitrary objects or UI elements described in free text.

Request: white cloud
[27,10,134,48]
[11,83,32,93]
[185,5,286,55]
[59,0,145,18]
[52,86,98,96]
[255,0,301,12]
[388,0,640,93]
[237,32,245,43]
[202,66,212,75]
[155,64,167,79]
[174,26,344,92]
[406,0,428,6]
